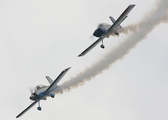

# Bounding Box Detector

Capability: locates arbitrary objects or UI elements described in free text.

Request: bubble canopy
[34,84,46,91]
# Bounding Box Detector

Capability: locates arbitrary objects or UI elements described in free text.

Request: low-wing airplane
[78,4,135,57]
[16,67,71,118]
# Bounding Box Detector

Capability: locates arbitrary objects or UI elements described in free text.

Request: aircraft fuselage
[29,85,57,101]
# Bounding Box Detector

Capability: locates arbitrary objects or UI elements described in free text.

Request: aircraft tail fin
[46,76,54,84]
[109,16,122,29]
[109,16,116,23]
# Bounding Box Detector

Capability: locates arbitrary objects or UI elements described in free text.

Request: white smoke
[56,0,168,94]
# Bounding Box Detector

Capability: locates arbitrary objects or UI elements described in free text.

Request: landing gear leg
[37,100,42,111]
[100,40,105,49]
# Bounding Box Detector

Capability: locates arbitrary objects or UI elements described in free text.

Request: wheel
[50,94,55,98]
[100,45,105,49]
[37,107,42,111]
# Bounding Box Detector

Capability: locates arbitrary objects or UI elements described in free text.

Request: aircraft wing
[106,4,135,34]
[43,67,71,94]
[16,100,38,118]
[78,37,104,57]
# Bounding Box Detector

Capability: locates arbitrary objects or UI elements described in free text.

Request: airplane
[78,4,135,57]
[16,67,71,118]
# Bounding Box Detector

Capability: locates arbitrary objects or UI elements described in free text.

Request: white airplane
[16,67,71,118]
[78,4,135,57]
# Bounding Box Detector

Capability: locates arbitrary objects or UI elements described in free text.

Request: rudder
[46,76,54,84]
[109,16,116,23]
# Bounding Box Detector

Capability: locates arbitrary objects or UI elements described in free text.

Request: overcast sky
[0,0,168,120]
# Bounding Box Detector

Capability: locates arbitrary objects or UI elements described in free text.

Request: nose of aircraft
[93,29,101,37]
[93,28,106,37]
[30,94,36,100]
[93,30,97,36]
[29,96,33,100]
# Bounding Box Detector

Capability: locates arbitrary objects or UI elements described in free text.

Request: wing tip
[16,113,21,118]
[129,4,136,7]
[16,114,21,118]
[78,51,87,57]
[65,67,71,71]
[78,54,83,57]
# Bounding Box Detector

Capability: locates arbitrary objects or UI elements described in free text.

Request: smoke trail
[55,0,168,94]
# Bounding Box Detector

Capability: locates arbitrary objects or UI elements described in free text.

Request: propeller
[97,23,100,28]
[29,87,35,103]
[89,23,99,41]
[89,35,95,41]
[29,87,34,94]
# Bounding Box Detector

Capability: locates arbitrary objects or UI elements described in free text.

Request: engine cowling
[93,28,106,37]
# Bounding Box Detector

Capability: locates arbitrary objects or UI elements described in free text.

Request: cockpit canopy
[98,23,108,28]
[34,84,46,91]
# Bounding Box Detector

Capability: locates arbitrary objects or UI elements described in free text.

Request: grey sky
[0,0,168,120]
